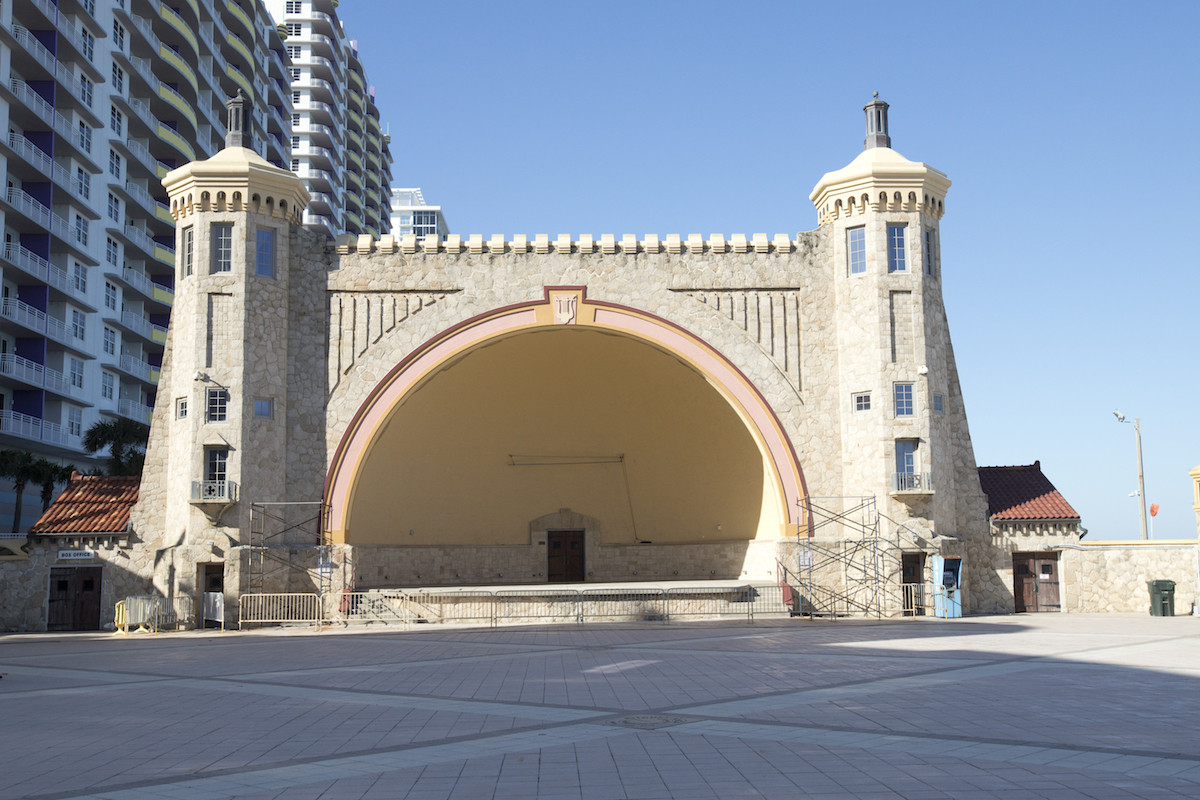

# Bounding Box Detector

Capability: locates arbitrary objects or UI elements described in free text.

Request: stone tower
[147,95,309,605]
[809,95,979,538]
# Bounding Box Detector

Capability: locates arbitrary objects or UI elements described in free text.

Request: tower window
[255,228,275,277]
[206,387,229,422]
[924,228,938,276]
[894,383,913,417]
[176,397,188,419]
[182,226,194,276]
[847,226,865,275]
[211,224,233,273]
[205,448,228,483]
[853,392,871,412]
[933,392,945,414]
[887,224,907,273]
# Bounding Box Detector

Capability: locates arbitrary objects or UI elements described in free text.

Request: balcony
[0,410,77,449]
[117,398,153,425]
[891,472,934,496]
[1,244,91,305]
[0,353,83,400]
[0,297,78,348]
[191,480,237,504]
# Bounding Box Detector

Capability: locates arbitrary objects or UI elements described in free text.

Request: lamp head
[1113,410,1126,423]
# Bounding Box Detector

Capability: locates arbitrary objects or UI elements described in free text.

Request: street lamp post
[1113,411,1149,540]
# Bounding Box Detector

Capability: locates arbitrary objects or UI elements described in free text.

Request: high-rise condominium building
[0,0,291,524]
[267,0,393,238]
[389,188,449,240]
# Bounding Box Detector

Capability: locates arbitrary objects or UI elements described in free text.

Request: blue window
[847,227,866,275]
[254,398,274,418]
[255,228,275,277]
[933,392,944,414]
[924,228,937,275]
[896,440,916,475]
[894,383,913,416]
[887,224,906,273]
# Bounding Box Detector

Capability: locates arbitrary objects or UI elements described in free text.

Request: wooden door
[1013,553,1060,612]
[547,530,585,582]
[47,566,103,631]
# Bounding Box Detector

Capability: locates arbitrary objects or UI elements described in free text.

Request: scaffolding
[247,501,330,597]
[778,496,910,619]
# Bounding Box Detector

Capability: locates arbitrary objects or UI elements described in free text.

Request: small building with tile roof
[978,461,1081,537]
[29,473,139,541]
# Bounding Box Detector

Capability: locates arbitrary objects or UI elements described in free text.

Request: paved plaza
[1,614,1198,799]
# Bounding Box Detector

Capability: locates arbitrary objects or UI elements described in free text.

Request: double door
[47,566,103,631]
[1012,553,1060,612]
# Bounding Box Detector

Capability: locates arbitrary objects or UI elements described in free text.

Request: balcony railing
[892,472,934,493]
[0,297,72,345]
[0,410,76,448]
[191,480,237,503]
[118,353,155,382]
[1,244,88,303]
[117,398,152,424]
[0,353,80,398]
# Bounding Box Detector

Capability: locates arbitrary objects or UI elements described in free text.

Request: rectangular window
[254,398,274,418]
[176,397,188,419]
[112,64,124,94]
[255,228,275,277]
[211,224,233,273]
[924,228,938,276]
[292,91,301,104]
[290,69,301,81]
[105,237,119,266]
[109,150,121,179]
[933,392,945,414]
[847,226,866,275]
[67,407,82,438]
[69,358,84,389]
[286,0,302,13]
[887,224,907,273]
[286,23,302,36]
[71,310,86,340]
[287,45,301,59]
[113,21,125,51]
[76,168,90,200]
[206,387,229,422]
[205,447,228,483]
[894,382,913,417]
[77,121,92,153]
[107,192,120,223]
[79,75,93,106]
[896,440,917,481]
[80,30,94,61]
[181,226,194,276]
[73,263,87,294]
[103,327,117,355]
[105,282,118,311]
[853,392,871,412]
[74,214,88,246]
[101,372,114,400]
[110,106,123,135]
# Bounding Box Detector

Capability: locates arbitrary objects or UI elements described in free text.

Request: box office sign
[58,549,96,561]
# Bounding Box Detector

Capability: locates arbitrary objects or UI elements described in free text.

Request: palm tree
[0,449,38,533]
[30,458,75,513]
[82,418,150,476]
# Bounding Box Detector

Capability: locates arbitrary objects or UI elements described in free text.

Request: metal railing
[191,480,238,503]
[0,410,74,447]
[115,594,191,634]
[239,585,794,629]
[892,471,933,492]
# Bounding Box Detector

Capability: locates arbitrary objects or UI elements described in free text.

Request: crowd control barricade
[239,593,321,626]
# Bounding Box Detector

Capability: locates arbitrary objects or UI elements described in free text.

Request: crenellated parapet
[163,147,309,224]
[334,232,799,256]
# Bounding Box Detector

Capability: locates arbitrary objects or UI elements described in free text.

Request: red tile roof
[29,473,139,536]
[978,461,1079,521]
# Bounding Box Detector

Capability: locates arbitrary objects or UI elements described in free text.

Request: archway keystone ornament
[323,287,809,546]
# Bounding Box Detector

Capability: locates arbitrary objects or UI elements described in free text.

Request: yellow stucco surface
[346,327,771,546]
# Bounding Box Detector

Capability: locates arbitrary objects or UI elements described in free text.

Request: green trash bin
[1148,580,1176,616]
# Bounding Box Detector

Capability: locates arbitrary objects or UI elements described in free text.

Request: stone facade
[7,101,1191,632]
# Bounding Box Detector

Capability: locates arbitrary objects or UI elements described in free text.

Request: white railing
[191,480,238,503]
[121,266,154,298]
[0,410,74,447]
[241,584,793,629]
[122,310,153,340]
[0,297,72,344]
[117,398,151,424]
[0,353,78,398]
[118,353,154,381]
[892,472,933,492]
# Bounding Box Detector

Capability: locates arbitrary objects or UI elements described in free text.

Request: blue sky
[343,0,1199,541]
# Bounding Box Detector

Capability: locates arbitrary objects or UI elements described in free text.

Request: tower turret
[809,98,969,540]
[145,99,308,614]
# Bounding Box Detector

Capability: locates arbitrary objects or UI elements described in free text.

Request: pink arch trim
[324,293,809,540]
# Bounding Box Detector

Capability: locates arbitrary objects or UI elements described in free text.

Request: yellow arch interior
[345,326,781,545]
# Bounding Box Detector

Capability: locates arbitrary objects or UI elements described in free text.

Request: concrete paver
[1,614,1198,799]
